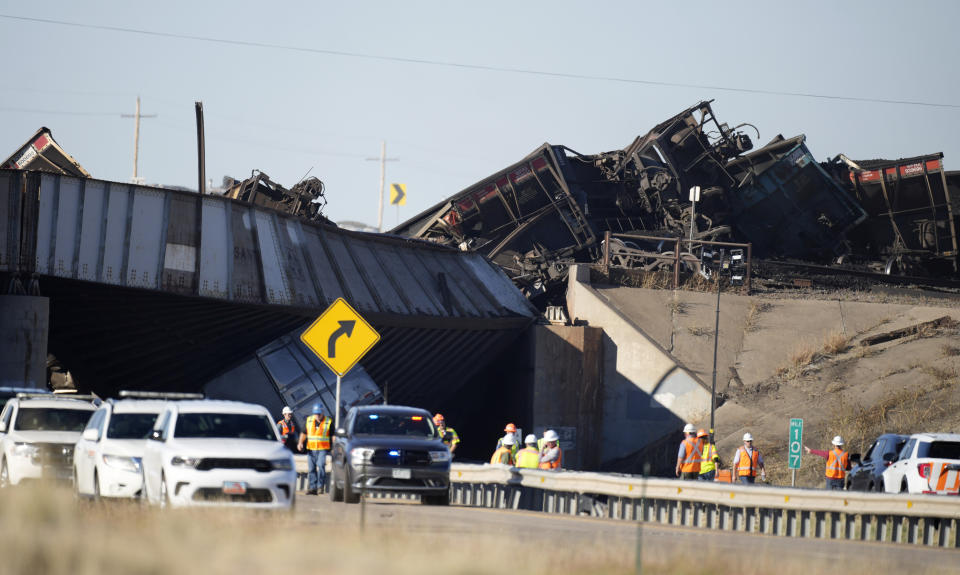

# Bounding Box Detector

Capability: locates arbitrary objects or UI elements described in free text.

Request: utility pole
[365,141,398,232]
[121,96,157,184]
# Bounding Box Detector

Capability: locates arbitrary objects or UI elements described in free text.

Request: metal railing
[601,231,752,293]
[447,464,960,548]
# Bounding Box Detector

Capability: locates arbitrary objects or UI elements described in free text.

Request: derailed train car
[824,154,958,275]
[392,101,877,297]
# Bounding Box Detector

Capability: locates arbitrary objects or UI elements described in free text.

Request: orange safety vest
[305,414,331,451]
[538,447,562,470]
[277,419,296,440]
[490,446,514,466]
[515,447,540,469]
[680,438,702,473]
[737,446,760,477]
[825,448,849,479]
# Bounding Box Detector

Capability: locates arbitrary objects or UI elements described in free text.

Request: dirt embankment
[598,279,960,486]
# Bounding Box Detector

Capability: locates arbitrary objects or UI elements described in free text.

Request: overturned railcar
[826,155,958,275]
[393,100,878,296]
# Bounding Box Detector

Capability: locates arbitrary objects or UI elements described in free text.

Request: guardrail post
[668,500,678,525]
[815,511,826,538]
[845,513,858,540]
[891,516,904,543]
[800,510,812,537]
[746,507,757,532]
[785,510,797,536]
[720,505,732,530]
[907,517,920,544]
[680,501,692,526]
[923,518,939,546]
[830,512,842,539]
[759,508,774,535]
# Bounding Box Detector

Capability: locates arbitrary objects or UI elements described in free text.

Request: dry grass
[777,331,851,379]
[0,486,939,575]
[687,326,712,337]
[669,299,688,315]
[941,344,960,357]
[744,301,773,333]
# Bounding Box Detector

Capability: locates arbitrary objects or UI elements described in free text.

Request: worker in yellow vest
[496,423,520,461]
[697,429,722,481]
[804,435,850,490]
[490,433,516,465]
[433,413,460,456]
[515,434,541,469]
[297,403,332,495]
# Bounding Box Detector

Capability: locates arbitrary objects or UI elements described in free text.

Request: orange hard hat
[433,413,445,425]
[504,423,517,433]
[697,429,708,438]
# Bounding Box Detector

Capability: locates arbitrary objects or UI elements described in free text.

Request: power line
[3,13,959,110]
[0,106,118,117]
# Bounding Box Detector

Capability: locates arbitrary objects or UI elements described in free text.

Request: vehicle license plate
[392,468,411,480]
[222,481,248,495]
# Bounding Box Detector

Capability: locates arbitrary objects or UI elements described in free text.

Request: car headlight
[12,442,39,458]
[428,450,450,463]
[350,447,375,466]
[170,456,201,468]
[103,454,141,473]
[271,458,293,471]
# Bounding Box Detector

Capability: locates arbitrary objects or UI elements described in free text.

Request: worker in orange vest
[490,433,516,465]
[538,429,562,470]
[804,435,850,490]
[297,404,332,495]
[276,406,299,453]
[732,432,766,484]
[675,423,702,480]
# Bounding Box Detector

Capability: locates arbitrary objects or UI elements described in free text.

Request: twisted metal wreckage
[391,101,960,301]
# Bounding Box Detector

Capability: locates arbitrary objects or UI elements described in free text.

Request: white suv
[882,433,960,495]
[141,400,296,509]
[73,398,167,499]
[0,394,97,487]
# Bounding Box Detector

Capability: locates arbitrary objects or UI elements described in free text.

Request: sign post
[300,298,380,430]
[788,418,803,487]
[688,186,701,250]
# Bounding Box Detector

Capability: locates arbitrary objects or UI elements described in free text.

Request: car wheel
[343,469,360,504]
[0,458,9,489]
[329,468,344,502]
[422,491,450,506]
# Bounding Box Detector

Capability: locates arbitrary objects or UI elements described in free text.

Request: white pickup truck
[882,433,960,495]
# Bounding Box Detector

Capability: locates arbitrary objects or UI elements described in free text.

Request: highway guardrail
[448,464,960,548]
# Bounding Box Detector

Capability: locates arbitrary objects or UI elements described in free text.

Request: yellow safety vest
[305,414,331,451]
[490,446,514,465]
[699,443,718,474]
[515,447,540,469]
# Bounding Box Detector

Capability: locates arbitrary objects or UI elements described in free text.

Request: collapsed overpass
[0,169,537,409]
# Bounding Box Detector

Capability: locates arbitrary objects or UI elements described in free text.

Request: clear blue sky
[2,1,958,229]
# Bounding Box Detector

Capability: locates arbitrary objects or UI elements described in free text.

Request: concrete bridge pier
[0,294,49,389]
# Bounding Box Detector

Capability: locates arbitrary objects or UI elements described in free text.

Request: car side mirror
[149,429,163,441]
[882,452,897,463]
[82,428,100,442]
[849,453,861,465]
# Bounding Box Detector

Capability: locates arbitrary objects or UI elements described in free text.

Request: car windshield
[917,441,960,460]
[107,412,160,439]
[353,413,434,437]
[173,413,276,440]
[15,407,91,432]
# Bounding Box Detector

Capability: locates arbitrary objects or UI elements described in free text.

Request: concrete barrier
[448,464,960,548]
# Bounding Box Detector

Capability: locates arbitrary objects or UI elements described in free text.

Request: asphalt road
[294,493,960,572]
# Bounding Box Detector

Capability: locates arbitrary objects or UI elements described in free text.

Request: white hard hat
[683,423,696,434]
[743,432,754,442]
[524,434,537,445]
[832,435,844,446]
[502,433,516,446]
[282,406,293,415]
[543,429,559,442]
